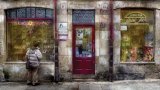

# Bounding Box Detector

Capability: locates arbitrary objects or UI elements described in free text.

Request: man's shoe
[27,81,32,85]
[27,82,32,85]
[32,82,40,86]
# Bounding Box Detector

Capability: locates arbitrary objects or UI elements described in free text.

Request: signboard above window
[121,9,154,25]
[124,12,147,23]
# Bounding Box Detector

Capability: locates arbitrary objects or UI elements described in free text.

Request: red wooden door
[73,25,95,74]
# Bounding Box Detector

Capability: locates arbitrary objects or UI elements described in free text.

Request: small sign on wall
[58,23,68,40]
[121,25,127,31]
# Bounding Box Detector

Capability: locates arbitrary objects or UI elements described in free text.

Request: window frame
[120,8,156,64]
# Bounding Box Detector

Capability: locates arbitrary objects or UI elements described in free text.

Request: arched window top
[6,7,53,19]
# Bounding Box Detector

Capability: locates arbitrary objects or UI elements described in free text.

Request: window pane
[73,10,95,24]
[6,10,10,19]
[31,8,36,18]
[10,9,17,19]
[46,9,53,18]
[17,8,26,18]
[26,8,31,18]
[76,28,92,57]
[6,8,53,19]
[7,20,53,61]
[36,8,45,18]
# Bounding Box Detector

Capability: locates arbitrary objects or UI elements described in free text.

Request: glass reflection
[7,20,53,61]
[76,28,92,57]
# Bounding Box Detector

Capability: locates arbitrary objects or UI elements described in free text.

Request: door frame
[72,24,95,74]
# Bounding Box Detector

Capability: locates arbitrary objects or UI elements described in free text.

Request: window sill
[120,62,155,64]
[5,62,54,64]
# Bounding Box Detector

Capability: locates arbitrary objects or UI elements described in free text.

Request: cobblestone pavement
[1,79,160,90]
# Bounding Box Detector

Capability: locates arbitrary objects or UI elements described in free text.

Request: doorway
[72,25,95,74]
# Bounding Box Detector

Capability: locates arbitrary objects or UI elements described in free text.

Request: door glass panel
[76,28,92,57]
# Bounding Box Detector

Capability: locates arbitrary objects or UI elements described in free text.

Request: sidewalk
[0,79,160,90]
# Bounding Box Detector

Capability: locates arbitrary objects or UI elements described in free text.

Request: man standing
[25,41,42,86]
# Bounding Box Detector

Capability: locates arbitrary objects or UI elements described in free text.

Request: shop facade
[0,0,160,81]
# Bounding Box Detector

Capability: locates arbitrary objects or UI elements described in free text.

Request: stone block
[67,23,72,31]
[59,47,68,56]
[95,15,100,23]
[99,15,108,23]
[57,0,67,10]
[57,15,68,22]
[60,72,72,81]
[67,39,72,47]
[0,65,5,81]
[15,1,30,7]
[59,41,67,47]
[59,9,68,15]
[97,56,109,69]
[100,31,109,40]
[95,22,100,31]
[68,31,72,40]
[114,65,146,80]
[114,64,160,80]
[95,55,109,80]
[35,0,53,8]
[114,9,120,24]
[59,56,71,72]
[95,37,100,56]
[99,34,108,56]
[0,2,13,9]
[3,62,55,81]
[67,47,72,56]
[67,1,95,9]
[39,63,55,81]
[67,15,72,23]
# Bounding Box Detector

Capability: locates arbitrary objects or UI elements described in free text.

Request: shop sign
[124,12,147,23]
[120,25,127,31]
[58,23,68,40]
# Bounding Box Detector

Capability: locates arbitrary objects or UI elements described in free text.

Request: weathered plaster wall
[1,0,160,81]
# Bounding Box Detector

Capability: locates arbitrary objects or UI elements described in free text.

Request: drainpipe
[108,0,114,82]
[54,0,59,83]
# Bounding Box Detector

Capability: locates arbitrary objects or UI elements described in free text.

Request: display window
[6,7,53,61]
[120,9,154,63]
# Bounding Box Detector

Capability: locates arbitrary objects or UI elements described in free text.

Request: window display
[120,9,154,62]
[6,8,53,61]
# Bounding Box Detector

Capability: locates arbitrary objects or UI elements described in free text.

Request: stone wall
[3,62,54,82]
[1,0,160,81]
[57,0,160,81]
